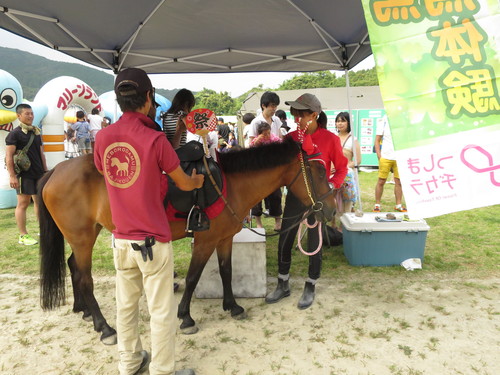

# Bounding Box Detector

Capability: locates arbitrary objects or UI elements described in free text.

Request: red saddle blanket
[166,174,227,221]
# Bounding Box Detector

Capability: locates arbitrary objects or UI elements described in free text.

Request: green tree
[194,88,241,115]
[277,68,378,90]
[278,71,339,90]
[348,68,379,86]
[236,84,268,102]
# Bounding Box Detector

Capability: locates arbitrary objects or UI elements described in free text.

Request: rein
[202,156,239,221]
[243,206,315,238]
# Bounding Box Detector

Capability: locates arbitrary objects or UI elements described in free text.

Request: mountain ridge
[0,47,179,101]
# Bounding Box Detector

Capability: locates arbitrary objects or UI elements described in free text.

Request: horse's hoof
[231,310,247,320]
[82,313,93,322]
[180,325,199,335]
[101,332,117,345]
[230,305,246,320]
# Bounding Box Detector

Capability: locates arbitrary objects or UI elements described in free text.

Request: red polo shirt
[288,127,348,189]
[94,112,179,242]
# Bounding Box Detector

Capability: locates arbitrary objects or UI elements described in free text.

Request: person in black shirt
[5,103,48,245]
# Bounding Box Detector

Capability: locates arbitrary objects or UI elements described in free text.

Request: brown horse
[38,138,336,344]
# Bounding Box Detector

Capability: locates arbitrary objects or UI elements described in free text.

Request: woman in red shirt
[265,93,348,310]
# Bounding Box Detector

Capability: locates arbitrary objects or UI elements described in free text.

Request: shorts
[16,176,40,195]
[77,138,91,150]
[378,157,400,179]
[90,130,99,141]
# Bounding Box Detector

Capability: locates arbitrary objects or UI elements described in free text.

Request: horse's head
[217,138,336,222]
[287,149,336,222]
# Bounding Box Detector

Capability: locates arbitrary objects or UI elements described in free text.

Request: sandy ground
[0,273,498,375]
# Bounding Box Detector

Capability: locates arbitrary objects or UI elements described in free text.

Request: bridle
[288,149,334,216]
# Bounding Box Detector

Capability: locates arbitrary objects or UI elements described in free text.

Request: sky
[0,29,375,97]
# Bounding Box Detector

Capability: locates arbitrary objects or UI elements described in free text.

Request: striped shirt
[162,113,187,148]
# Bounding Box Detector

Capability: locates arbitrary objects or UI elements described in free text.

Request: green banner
[361,0,500,150]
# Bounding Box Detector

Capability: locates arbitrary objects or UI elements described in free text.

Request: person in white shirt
[248,92,283,231]
[373,116,407,212]
[248,92,282,143]
[87,107,105,153]
[241,113,255,148]
[275,109,290,137]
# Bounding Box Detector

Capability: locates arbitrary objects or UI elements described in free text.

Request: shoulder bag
[13,132,35,175]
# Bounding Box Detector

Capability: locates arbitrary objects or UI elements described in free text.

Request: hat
[218,117,224,122]
[114,68,153,96]
[285,93,322,113]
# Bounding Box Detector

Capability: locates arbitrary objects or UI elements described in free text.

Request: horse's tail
[38,169,66,310]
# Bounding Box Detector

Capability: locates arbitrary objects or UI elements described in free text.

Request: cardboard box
[194,228,267,298]
[340,213,430,266]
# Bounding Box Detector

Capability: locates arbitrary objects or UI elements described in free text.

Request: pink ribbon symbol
[460,145,500,187]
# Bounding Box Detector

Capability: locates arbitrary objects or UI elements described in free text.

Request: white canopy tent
[0,0,371,74]
[1,0,372,211]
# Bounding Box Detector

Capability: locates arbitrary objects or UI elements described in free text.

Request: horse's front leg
[177,240,216,334]
[216,237,246,320]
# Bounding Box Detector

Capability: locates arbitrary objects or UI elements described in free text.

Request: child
[218,131,238,152]
[242,113,256,148]
[250,121,282,229]
[250,121,280,147]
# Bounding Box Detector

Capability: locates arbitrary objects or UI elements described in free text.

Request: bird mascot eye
[1,88,17,109]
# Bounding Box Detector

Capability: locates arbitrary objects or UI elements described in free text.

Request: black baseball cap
[114,68,153,96]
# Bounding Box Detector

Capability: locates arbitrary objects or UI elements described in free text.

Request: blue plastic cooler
[340,213,430,266]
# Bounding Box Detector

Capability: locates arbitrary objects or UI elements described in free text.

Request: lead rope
[299,152,315,206]
[295,118,323,255]
[296,217,323,256]
[296,118,315,206]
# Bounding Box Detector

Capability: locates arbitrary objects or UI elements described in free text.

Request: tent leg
[345,68,363,213]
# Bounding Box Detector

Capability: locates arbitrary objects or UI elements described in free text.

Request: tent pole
[344,67,363,213]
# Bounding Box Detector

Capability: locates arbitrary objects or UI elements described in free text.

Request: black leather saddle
[165,141,223,214]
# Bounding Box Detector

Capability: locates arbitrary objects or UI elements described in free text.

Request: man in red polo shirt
[94,68,202,375]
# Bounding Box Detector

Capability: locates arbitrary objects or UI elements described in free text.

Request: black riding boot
[297,281,315,310]
[265,278,290,304]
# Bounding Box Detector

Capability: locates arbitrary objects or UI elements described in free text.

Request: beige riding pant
[113,238,176,375]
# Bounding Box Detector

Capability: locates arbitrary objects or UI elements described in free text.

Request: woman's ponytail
[317,111,327,129]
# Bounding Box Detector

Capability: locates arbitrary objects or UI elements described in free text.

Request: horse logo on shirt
[111,156,130,176]
[103,142,141,188]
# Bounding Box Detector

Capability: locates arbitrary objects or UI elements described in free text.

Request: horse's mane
[218,137,300,173]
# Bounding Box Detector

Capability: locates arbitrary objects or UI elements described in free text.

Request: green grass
[0,169,498,279]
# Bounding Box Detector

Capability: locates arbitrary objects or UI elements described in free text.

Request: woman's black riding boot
[265,278,290,304]
[297,281,315,310]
